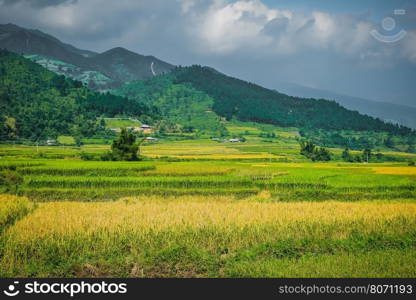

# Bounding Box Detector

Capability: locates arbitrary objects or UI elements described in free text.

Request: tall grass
[0,195,33,233]
[1,199,415,277]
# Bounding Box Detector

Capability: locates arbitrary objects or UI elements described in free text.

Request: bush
[80,152,95,161]
[408,160,415,167]
[0,170,24,193]
[110,128,141,161]
[299,140,332,162]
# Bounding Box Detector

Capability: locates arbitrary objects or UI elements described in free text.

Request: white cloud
[1,0,414,64]
[0,0,415,105]
[179,0,415,66]
[402,30,416,63]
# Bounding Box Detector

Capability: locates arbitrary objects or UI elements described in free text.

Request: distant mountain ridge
[89,47,174,83]
[0,23,175,89]
[275,82,416,129]
[1,23,414,131]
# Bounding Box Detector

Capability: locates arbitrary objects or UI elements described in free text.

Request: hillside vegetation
[0,50,157,141]
[114,66,416,151]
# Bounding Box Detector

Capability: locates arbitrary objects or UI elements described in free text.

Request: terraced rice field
[0,141,415,277]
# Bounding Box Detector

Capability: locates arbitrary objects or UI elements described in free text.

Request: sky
[0,0,415,107]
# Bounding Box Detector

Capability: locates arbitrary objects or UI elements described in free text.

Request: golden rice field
[1,196,416,277]
[0,140,416,278]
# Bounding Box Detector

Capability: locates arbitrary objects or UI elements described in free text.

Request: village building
[229,138,241,143]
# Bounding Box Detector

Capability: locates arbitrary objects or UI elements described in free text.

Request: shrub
[299,140,332,162]
[110,128,141,161]
[0,170,23,193]
[80,152,95,161]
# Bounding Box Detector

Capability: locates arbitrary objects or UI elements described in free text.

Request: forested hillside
[114,65,415,150]
[174,66,412,135]
[0,50,157,141]
[113,74,228,136]
[1,50,414,151]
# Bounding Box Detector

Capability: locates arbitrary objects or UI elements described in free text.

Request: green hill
[0,50,157,141]
[114,66,415,150]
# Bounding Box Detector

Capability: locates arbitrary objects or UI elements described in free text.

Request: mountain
[0,23,175,90]
[89,47,174,83]
[172,66,412,134]
[1,49,414,151]
[114,66,415,147]
[0,50,157,141]
[0,23,95,69]
[2,23,413,132]
[275,81,416,129]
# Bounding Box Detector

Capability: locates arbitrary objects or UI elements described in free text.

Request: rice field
[1,198,415,277]
[0,140,415,277]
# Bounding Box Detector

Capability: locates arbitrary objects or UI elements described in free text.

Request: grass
[57,136,76,145]
[103,118,142,129]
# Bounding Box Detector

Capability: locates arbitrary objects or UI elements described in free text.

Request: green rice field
[0,139,415,278]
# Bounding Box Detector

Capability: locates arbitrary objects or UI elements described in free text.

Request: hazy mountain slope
[275,81,416,129]
[0,24,175,89]
[89,47,174,83]
[27,28,97,58]
[25,54,117,90]
[0,23,95,69]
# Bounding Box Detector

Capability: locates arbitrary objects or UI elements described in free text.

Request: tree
[342,148,353,162]
[407,136,416,153]
[299,140,332,161]
[300,140,316,158]
[354,155,362,163]
[315,147,332,161]
[110,128,140,161]
[362,148,372,163]
[384,135,395,148]
[375,151,384,161]
[4,116,17,139]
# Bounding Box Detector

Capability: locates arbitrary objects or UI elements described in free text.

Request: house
[45,139,57,146]
[145,137,158,141]
[229,138,241,143]
[140,124,153,134]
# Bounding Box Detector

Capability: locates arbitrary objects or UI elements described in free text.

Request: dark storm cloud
[1,0,77,8]
[0,0,414,106]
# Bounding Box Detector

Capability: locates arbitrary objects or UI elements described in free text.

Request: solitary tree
[299,140,332,161]
[110,128,140,161]
[342,148,353,162]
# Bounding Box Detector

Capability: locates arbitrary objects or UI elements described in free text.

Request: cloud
[0,0,414,105]
[1,0,78,8]
[1,0,413,64]
[182,0,416,67]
